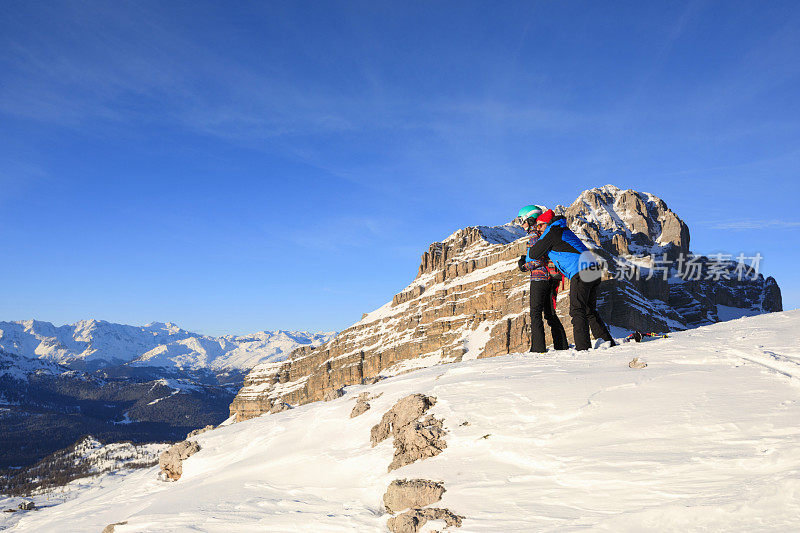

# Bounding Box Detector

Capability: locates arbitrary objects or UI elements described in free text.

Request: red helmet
[536,209,555,225]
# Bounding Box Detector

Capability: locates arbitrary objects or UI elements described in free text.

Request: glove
[518,255,527,272]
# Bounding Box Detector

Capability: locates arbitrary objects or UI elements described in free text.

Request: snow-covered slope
[8,311,800,532]
[0,437,167,530]
[0,349,67,381]
[0,319,335,372]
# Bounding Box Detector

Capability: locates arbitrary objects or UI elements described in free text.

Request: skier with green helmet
[514,205,544,227]
[516,205,569,352]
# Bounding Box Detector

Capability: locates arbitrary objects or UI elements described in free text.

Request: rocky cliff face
[230,185,782,421]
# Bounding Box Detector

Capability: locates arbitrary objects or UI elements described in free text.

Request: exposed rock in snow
[101,521,127,533]
[351,392,374,418]
[389,415,447,472]
[186,425,215,439]
[629,357,648,369]
[323,387,345,401]
[371,394,436,446]
[269,402,292,414]
[371,394,447,471]
[383,479,446,513]
[158,441,200,481]
[387,507,463,533]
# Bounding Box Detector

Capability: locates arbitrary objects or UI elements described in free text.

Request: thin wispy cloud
[1,1,608,145]
[709,220,800,230]
[277,215,393,252]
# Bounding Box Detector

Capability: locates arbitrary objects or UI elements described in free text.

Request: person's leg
[529,280,547,353]
[545,279,569,350]
[584,278,615,345]
[569,276,592,351]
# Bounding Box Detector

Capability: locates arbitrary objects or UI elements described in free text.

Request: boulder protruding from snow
[351,391,381,418]
[387,507,463,533]
[102,521,128,533]
[159,440,200,481]
[17,501,35,511]
[629,357,647,369]
[383,479,446,513]
[269,402,291,414]
[323,388,345,401]
[371,394,447,471]
[371,394,434,445]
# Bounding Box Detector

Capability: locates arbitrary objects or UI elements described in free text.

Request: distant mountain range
[0,319,334,375]
[0,321,335,469]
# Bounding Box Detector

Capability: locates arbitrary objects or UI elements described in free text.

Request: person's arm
[522,232,546,271]
[524,256,546,270]
[528,227,558,260]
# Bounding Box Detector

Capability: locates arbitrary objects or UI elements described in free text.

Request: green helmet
[516,204,546,225]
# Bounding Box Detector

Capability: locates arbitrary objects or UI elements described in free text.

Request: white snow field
[8,311,800,532]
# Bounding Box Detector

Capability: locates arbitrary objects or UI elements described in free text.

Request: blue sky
[1,0,798,335]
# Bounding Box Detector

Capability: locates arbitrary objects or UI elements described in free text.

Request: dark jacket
[527,217,597,279]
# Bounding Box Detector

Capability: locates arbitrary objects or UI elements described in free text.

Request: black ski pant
[569,273,615,351]
[530,279,569,353]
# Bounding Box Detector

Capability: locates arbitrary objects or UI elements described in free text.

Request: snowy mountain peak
[143,322,185,335]
[596,183,622,195]
[557,184,690,259]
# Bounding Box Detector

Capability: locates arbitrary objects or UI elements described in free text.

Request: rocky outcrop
[230,185,783,421]
[350,392,376,418]
[269,402,291,414]
[159,440,200,481]
[629,357,647,369]
[383,479,446,513]
[102,522,128,533]
[371,394,447,472]
[323,388,344,401]
[387,507,463,533]
[186,425,214,439]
